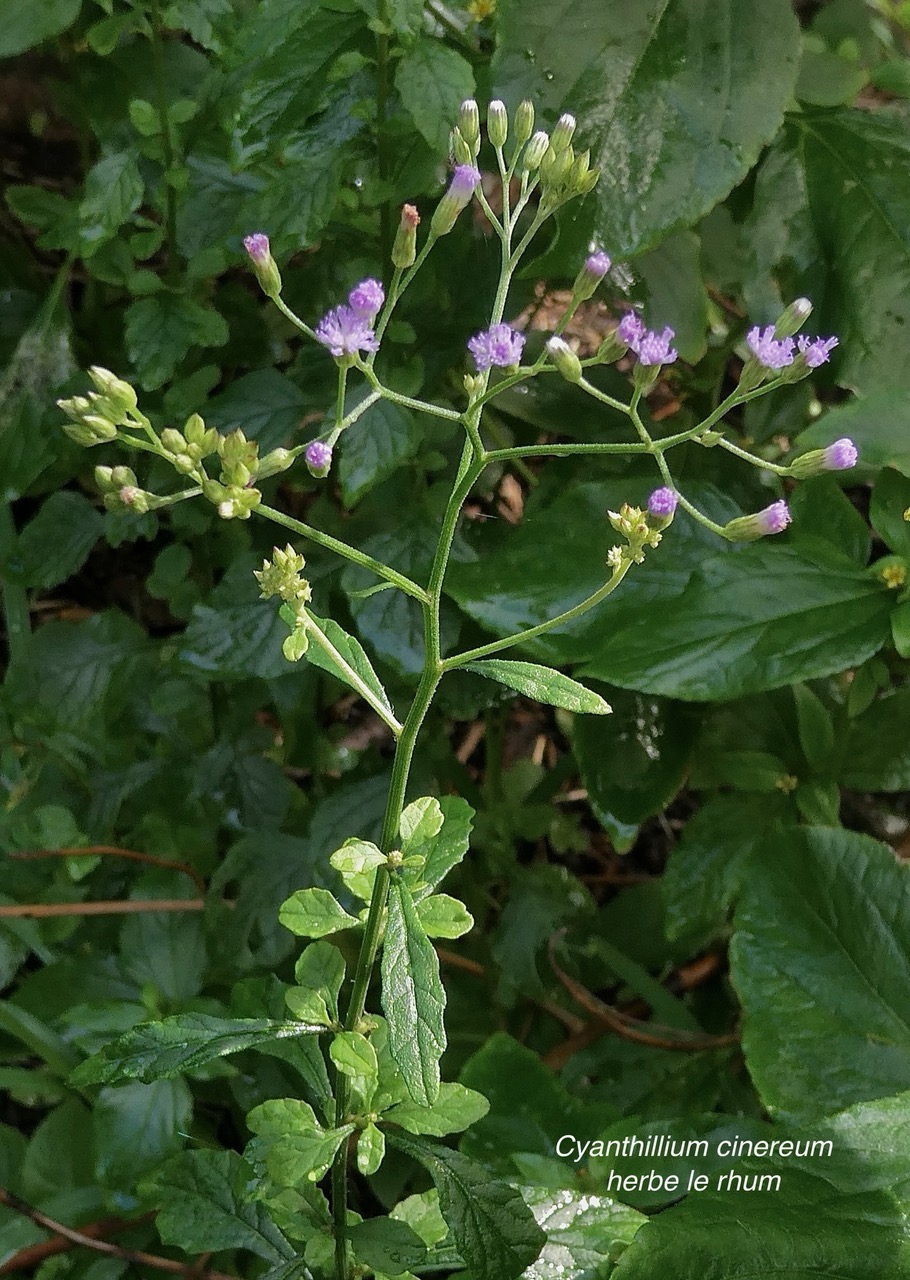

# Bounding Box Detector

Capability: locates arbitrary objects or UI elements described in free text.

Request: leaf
[306,614,395,716]
[357,1123,385,1176]
[18,491,102,590]
[390,1132,546,1280]
[730,826,910,1122]
[248,1098,354,1185]
[0,0,81,58]
[415,894,474,940]
[871,468,910,558]
[637,230,708,364]
[840,691,910,792]
[71,1014,322,1086]
[521,1185,644,1278]
[394,40,475,152]
[385,1082,489,1138]
[400,796,445,855]
[205,369,307,452]
[381,877,446,1106]
[797,393,910,478]
[339,397,421,508]
[465,660,612,715]
[125,293,228,390]
[279,888,360,939]
[582,542,892,701]
[348,1217,428,1276]
[404,796,474,897]
[95,1079,191,1186]
[142,1149,293,1262]
[329,1031,378,1089]
[492,864,593,1001]
[493,0,799,257]
[79,151,144,251]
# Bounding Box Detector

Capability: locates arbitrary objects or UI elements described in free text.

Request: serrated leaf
[391,1132,546,1280]
[400,797,444,856]
[339,397,421,508]
[279,888,360,939]
[381,878,446,1106]
[286,942,346,1026]
[403,796,474,898]
[348,1216,428,1276]
[521,1185,644,1279]
[730,826,910,1122]
[125,293,228,390]
[249,1098,354,1185]
[70,1014,322,1085]
[330,1031,377,1086]
[385,1083,489,1137]
[330,838,387,902]
[80,151,144,251]
[142,1149,294,1262]
[18,491,103,590]
[394,40,475,152]
[465,660,612,714]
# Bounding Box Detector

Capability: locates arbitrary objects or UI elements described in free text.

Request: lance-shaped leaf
[381,877,446,1106]
[465,660,612,715]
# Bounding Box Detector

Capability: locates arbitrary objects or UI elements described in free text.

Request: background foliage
[2,0,910,1276]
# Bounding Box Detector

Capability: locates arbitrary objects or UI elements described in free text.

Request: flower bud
[646,487,678,532]
[573,249,611,302]
[457,99,480,150]
[789,437,858,478]
[258,447,294,479]
[243,232,282,299]
[550,113,576,153]
[723,500,792,542]
[452,128,474,166]
[305,440,333,478]
[487,99,508,149]
[545,336,582,383]
[88,367,138,417]
[184,412,207,447]
[774,297,812,339]
[514,100,534,146]
[160,428,186,456]
[431,164,480,236]
[393,204,420,269]
[523,131,549,171]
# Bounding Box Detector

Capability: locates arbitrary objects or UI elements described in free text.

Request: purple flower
[648,487,678,518]
[617,312,646,352]
[797,334,839,369]
[757,500,792,535]
[638,326,678,367]
[467,323,526,371]
[586,250,611,279]
[243,232,270,266]
[348,278,385,321]
[305,441,333,477]
[824,437,858,470]
[449,164,481,202]
[747,325,795,370]
[315,305,380,359]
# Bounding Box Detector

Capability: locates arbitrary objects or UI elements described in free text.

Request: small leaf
[466,659,612,714]
[415,894,474,940]
[400,797,444,856]
[381,878,446,1106]
[357,1122,385,1177]
[248,1098,354,1185]
[403,796,474,898]
[306,614,396,716]
[390,1132,545,1280]
[286,942,346,1027]
[70,1014,322,1086]
[348,1216,428,1277]
[279,888,360,939]
[522,1185,644,1278]
[330,1031,378,1095]
[330,838,387,902]
[385,1083,489,1137]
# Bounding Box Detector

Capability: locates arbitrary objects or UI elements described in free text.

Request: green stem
[273,296,317,342]
[149,0,179,285]
[359,367,463,422]
[256,504,428,602]
[486,441,648,461]
[716,436,790,476]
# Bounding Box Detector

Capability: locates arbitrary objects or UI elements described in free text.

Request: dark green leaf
[205,370,307,452]
[339,398,420,508]
[798,393,910,477]
[306,614,395,716]
[71,1015,322,1086]
[381,877,446,1106]
[348,1216,428,1276]
[125,294,228,390]
[394,40,475,152]
[840,690,910,792]
[637,231,708,363]
[18,491,102,590]
[95,1079,191,1185]
[80,152,144,251]
[871,468,910,558]
[391,1132,546,1280]
[465,660,612,714]
[522,1185,644,1277]
[142,1149,294,1262]
[0,0,81,58]
[493,0,799,256]
[730,826,910,1121]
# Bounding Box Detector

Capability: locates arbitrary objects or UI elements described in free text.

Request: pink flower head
[757,500,792,535]
[243,233,270,266]
[824,437,858,470]
[585,250,611,279]
[798,334,839,369]
[449,164,481,203]
[747,325,795,370]
[648,487,678,518]
[638,326,678,367]
[315,305,380,359]
[467,323,526,371]
[617,312,646,352]
[348,278,385,321]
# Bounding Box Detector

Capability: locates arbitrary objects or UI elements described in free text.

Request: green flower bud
[255,545,312,606]
[183,412,207,447]
[87,366,138,417]
[160,428,186,456]
[82,415,119,440]
[392,204,419,269]
[774,297,812,339]
[243,233,282,300]
[57,395,93,423]
[487,99,508,149]
[550,112,577,153]
[452,127,474,166]
[258,447,293,479]
[457,98,480,150]
[514,99,534,146]
[523,130,549,171]
[546,336,583,383]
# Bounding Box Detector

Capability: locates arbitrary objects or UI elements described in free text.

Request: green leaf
[125,293,228,390]
[381,877,446,1107]
[415,894,474,940]
[492,864,593,1001]
[70,1014,322,1086]
[404,796,474,897]
[792,683,835,769]
[798,393,910,477]
[871,468,910,558]
[840,690,910,792]
[330,838,387,902]
[306,614,396,718]
[18,491,102,590]
[493,0,799,257]
[394,40,475,152]
[637,230,708,364]
[582,543,892,700]
[348,1216,428,1277]
[385,1082,489,1138]
[248,1098,354,1185]
[357,1122,386,1177]
[339,397,420,508]
[80,151,144,251]
[206,369,307,452]
[95,1079,191,1186]
[390,1132,546,1280]
[400,796,444,856]
[330,1031,378,1091]
[142,1149,293,1262]
[522,1185,644,1278]
[465,660,612,715]
[730,826,910,1121]
[0,0,81,58]
[279,887,360,939]
[286,942,346,1026]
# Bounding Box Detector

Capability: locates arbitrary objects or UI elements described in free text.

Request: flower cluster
[747,325,838,373]
[616,313,678,369]
[316,278,385,361]
[468,323,526,371]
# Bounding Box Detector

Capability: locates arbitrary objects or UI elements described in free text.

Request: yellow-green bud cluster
[58,367,142,446]
[607,503,663,565]
[94,465,156,514]
[160,412,220,475]
[538,119,599,213]
[217,427,260,488]
[255,544,311,608]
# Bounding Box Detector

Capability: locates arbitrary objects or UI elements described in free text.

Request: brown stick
[547,932,739,1053]
[0,1190,237,1280]
[0,899,205,918]
[8,846,207,895]
[0,1212,155,1274]
[436,946,586,1034]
